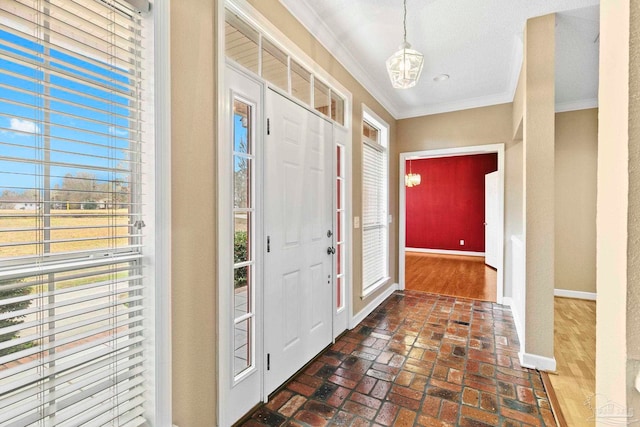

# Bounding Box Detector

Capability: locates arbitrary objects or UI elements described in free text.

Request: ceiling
[278,0,600,119]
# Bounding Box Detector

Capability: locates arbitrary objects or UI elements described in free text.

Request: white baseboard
[505,297,557,372]
[519,352,557,372]
[350,283,398,329]
[405,247,485,257]
[554,289,597,301]
[503,297,525,355]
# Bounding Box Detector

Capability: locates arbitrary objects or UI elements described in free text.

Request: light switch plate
[354,216,360,228]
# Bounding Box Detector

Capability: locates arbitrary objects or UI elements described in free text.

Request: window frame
[0,0,171,424]
[361,107,390,298]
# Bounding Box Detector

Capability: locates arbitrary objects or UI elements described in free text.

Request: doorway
[398,144,505,304]
[221,66,345,425]
[263,89,335,395]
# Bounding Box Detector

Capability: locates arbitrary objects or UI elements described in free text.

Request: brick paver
[239,291,554,426]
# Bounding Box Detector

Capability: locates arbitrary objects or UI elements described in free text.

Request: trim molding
[406,248,485,257]
[504,297,525,356]
[519,352,557,372]
[554,289,597,301]
[350,283,398,329]
[152,1,172,424]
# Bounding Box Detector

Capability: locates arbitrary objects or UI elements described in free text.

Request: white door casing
[485,171,499,268]
[264,89,334,395]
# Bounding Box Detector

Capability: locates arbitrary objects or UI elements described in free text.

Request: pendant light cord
[403,0,407,44]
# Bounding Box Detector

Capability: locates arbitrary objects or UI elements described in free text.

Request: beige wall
[397,104,513,153]
[171,0,218,425]
[628,0,640,416]
[505,139,523,299]
[596,0,632,418]
[521,14,555,361]
[555,109,598,294]
[246,0,397,314]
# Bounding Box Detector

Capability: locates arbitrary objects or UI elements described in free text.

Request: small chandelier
[405,159,422,187]
[386,0,424,89]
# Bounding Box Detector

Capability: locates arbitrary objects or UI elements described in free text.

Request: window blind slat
[0,22,139,78]
[0,45,140,99]
[57,392,145,427]
[0,352,144,412]
[0,332,145,395]
[0,301,143,345]
[0,282,143,323]
[5,371,145,427]
[3,2,141,61]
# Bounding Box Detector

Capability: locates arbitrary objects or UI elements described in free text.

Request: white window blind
[362,122,388,292]
[0,0,150,425]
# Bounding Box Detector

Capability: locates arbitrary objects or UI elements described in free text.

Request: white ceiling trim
[398,91,516,120]
[555,98,598,112]
[278,0,402,119]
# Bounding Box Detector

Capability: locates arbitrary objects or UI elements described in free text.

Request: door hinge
[267,235,271,253]
[267,118,270,135]
[267,353,270,371]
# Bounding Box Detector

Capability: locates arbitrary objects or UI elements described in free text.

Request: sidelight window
[232,98,256,378]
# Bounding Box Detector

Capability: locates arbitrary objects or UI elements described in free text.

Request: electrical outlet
[460,239,465,246]
[354,216,360,229]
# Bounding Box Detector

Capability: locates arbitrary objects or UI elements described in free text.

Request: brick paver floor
[240,290,556,426]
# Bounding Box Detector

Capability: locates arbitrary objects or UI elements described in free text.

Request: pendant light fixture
[405,159,422,187]
[386,0,424,89]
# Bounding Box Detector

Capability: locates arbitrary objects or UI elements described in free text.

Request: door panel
[485,171,499,268]
[265,90,333,395]
[222,66,264,427]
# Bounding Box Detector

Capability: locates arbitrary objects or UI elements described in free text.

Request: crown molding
[397,91,515,119]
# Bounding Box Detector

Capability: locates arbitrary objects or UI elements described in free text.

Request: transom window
[225,10,346,127]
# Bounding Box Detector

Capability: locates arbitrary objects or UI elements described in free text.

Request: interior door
[485,171,499,268]
[265,89,334,395]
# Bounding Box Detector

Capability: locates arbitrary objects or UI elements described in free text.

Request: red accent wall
[405,153,498,252]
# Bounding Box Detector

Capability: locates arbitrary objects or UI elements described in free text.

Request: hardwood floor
[404,252,497,302]
[548,297,596,426]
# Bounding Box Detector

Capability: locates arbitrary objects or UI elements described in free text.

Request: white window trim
[361,106,390,299]
[148,0,172,424]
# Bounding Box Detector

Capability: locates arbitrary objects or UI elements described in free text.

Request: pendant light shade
[386,42,425,89]
[386,0,424,89]
[405,159,422,187]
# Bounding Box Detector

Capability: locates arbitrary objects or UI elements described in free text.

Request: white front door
[265,89,334,395]
[485,171,499,268]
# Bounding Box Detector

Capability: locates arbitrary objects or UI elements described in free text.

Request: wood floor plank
[404,252,497,302]
[548,297,596,426]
